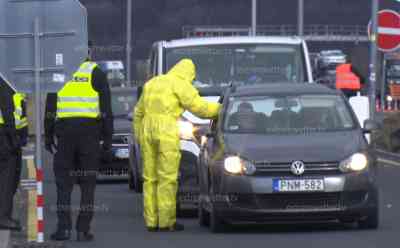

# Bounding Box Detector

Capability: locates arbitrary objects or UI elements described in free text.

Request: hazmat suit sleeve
[133,94,145,142]
[173,80,221,119]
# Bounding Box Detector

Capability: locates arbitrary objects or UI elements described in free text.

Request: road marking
[377,157,400,166]
[376,149,400,157]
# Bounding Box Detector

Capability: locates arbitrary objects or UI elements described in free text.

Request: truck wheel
[128,170,135,191]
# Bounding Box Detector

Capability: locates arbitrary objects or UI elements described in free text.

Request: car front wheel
[198,200,209,227]
[210,204,224,233]
[358,207,379,229]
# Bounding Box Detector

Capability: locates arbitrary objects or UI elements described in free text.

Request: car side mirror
[363,119,379,133]
[206,131,215,138]
[127,112,133,122]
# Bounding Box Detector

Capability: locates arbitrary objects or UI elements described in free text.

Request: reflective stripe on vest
[56,62,100,119]
[0,109,4,125]
[13,93,28,129]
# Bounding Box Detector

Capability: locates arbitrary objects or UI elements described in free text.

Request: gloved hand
[101,141,113,163]
[45,137,57,154]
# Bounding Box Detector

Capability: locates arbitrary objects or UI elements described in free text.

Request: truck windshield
[166,44,306,88]
[224,94,355,134]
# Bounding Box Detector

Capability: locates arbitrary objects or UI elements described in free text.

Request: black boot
[146,226,158,232]
[50,229,71,241]
[159,223,184,232]
[77,231,94,242]
[0,218,21,231]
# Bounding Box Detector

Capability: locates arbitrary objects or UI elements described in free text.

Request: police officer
[12,93,28,191]
[45,41,113,241]
[0,76,22,231]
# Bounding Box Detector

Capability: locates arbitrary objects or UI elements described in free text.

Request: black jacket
[44,63,114,147]
[0,77,16,132]
[0,76,22,150]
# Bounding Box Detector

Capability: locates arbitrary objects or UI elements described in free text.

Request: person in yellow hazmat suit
[133,59,221,232]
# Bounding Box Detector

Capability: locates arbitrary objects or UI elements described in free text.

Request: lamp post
[251,0,257,36]
[126,0,132,86]
[369,0,379,120]
[298,0,304,36]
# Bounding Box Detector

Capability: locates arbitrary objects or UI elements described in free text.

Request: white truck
[128,36,315,209]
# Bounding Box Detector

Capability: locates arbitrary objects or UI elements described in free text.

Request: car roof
[229,83,340,97]
[163,36,303,48]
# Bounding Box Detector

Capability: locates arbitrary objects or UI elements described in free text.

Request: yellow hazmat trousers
[133,59,221,228]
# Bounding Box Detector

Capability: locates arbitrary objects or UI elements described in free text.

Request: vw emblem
[291,161,305,176]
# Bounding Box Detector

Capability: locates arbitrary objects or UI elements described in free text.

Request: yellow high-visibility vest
[56,62,100,119]
[13,93,28,130]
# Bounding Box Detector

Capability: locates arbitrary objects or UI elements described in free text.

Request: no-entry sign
[369,10,400,52]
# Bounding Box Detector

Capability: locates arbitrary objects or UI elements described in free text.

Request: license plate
[273,179,324,192]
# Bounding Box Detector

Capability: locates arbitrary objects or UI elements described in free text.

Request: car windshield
[166,44,305,88]
[224,94,355,134]
[111,91,136,117]
[387,65,400,78]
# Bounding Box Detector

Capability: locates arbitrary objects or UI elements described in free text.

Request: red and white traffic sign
[369,10,400,52]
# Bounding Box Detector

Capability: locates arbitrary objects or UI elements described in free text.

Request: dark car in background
[198,83,379,232]
[98,87,137,180]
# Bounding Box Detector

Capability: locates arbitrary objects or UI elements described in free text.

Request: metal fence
[183,25,369,42]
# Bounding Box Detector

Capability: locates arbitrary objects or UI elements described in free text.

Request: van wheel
[198,200,209,227]
[132,163,143,193]
[210,204,224,233]
[128,170,135,191]
[358,207,379,229]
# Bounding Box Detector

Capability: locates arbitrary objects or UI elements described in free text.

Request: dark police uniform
[45,61,113,240]
[0,77,21,230]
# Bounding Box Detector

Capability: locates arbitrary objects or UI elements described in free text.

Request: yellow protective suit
[133,59,221,228]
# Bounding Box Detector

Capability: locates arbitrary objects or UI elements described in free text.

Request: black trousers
[53,130,100,232]
[0,131,17,219]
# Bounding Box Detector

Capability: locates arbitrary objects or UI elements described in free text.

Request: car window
[224,94,355,134]
[111,91,136,117]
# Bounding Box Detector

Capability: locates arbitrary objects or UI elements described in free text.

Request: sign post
[368,9,400,117]
[368,1,379,121]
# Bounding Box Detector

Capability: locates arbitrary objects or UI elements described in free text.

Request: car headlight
[178,119,194,140]
[224,156,256,175]
[339,153,368,172]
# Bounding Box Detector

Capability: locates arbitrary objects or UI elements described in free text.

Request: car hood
[113,117,132,134]
[223,130,365,163]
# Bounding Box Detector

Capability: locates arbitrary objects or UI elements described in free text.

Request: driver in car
[228,102,267,132]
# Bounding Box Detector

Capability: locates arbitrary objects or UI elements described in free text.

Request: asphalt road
[41,151,400,248]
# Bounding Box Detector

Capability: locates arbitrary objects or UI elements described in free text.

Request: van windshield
[224,94,356,134]
[166,44,306,88]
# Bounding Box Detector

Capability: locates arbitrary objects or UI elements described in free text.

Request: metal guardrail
[183,25,369,42]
